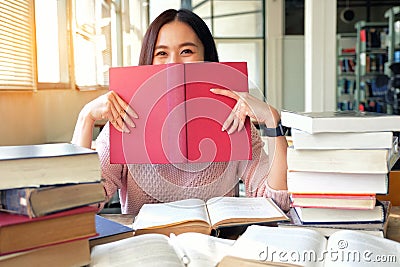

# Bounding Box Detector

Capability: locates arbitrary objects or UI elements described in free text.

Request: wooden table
[387,206,400,242]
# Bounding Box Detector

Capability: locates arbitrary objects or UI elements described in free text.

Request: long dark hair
[139,9,219,65]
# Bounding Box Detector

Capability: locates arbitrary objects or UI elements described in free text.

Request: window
[0,0,119,91]
[35,0,69,88]
[0,0,36,90]
[193,0,265,98]
[74,0,115,89]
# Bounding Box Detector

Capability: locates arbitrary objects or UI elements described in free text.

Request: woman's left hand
[210,88,277,134]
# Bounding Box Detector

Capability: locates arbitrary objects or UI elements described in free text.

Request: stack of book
[279,110,400,237]
[0,143,105,266]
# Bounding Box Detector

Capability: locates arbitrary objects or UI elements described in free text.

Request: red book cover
[0,206,97,255]
[109,62,252,164]
[0,206,97,227]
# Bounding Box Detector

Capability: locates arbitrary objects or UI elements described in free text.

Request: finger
[110,92,138,128]
[119,109,136,128]
[108,92,134,130]
[222,106,237,131]
[112,91,139,119]
[210,88,240,101]
[227,116,240,135]
[238,111,247,132]
[110,103,129,133]
[238,119,245,132]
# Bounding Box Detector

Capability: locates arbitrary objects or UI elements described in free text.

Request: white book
[281,110,400,134]
[0,143,101,190]
[287,146,396,174]
[229,225,400,266]
[293,205,384,224]
[90,232,235,267]
[291,129,394,150]
[287,171,388,194]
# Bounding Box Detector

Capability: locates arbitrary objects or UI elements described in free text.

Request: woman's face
[152,20,205,65]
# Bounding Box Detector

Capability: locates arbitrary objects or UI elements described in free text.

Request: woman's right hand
[84,91,138,133]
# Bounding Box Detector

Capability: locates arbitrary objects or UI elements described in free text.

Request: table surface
[100,206,400,242]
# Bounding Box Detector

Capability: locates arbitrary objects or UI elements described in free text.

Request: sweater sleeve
[95,123,125,211]
[238,124,290,212]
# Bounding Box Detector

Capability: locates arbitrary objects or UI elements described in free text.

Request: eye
[155,51,167,56]
[181,49,193,55]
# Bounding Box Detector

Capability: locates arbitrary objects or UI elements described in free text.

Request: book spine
[164,64,187,162]
[0,188,34,217]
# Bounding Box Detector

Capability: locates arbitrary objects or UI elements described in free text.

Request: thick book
[90,232,235,267]
[0,143,101,190]
[287,146,398,174]
[293,203,385,224]
[0,238,90,267]
[287,171,388,194]
[0,206,97,255]
[0,183,105,218]
[280,110,400,134]
[132,197,288,237]
[291,128,394,150]
[89,215,134,248]
[228,225,400,266]
[290,193,376,210]
[109,62,252,164]
[278,202,391,238]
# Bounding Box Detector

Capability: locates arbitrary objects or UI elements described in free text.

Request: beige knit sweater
[96,123,290,215]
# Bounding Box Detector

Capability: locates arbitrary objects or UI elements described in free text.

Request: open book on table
[90,232,235,267]
[90,232,297,267]
[132,197,288,237]
[229,225,400,267]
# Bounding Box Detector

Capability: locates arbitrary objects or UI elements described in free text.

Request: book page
[90,234,184,267]
[206,197,287,227]
[132,198,210,230]
[176,232,235,267]
[229,225,327,267]
[324,230,400,266]
[218,256,303,267]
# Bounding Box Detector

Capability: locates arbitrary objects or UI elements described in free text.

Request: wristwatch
[262,120,288,137]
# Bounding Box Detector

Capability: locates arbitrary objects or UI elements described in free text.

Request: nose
[166,53,182,64]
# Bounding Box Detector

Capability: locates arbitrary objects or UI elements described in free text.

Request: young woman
[72,9,289,215]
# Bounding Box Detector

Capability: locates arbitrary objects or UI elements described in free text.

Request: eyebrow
[154,42,198,50]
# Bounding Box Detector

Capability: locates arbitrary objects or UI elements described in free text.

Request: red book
[109,62,252,164]
[0,206,97,255]
[360,29,367,42]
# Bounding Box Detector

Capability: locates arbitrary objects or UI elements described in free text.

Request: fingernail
[129,121,136,128]
[210,88,215,92]
[123,125,130,133]
[221,126,225,131]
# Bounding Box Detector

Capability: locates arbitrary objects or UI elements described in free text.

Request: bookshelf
[354,21,389,113]
[384,6,400,75]
[336,33,357,111]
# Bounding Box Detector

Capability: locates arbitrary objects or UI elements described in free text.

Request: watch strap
[262,120,287,137]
